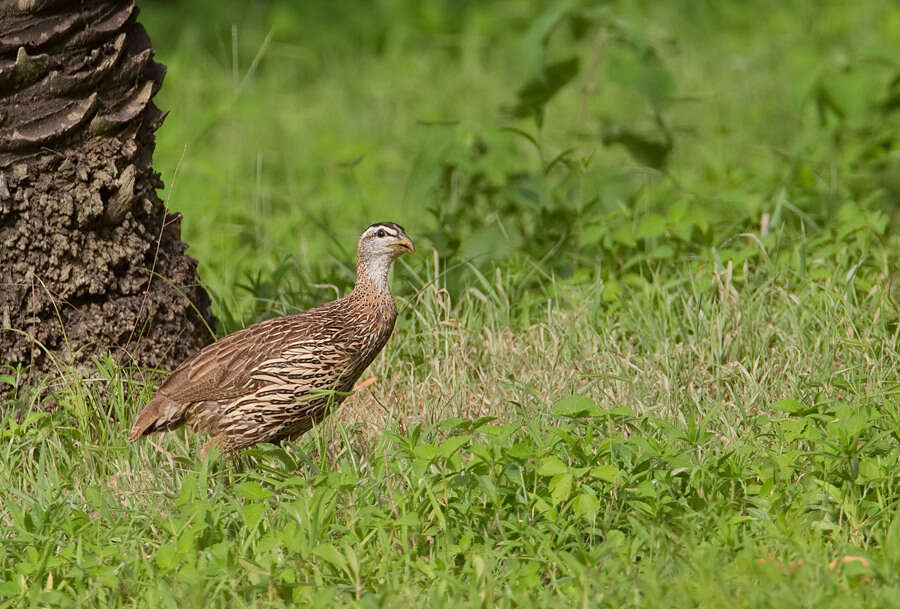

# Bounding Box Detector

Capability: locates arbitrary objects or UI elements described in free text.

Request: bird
[128,222,414,453]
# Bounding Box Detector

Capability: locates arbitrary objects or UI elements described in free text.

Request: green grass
[3,0,900,606]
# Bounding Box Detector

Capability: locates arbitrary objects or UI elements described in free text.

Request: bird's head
[356,222,414,291]
[358,222,414,259]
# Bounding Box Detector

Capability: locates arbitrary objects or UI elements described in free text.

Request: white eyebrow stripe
[364,225,399,238]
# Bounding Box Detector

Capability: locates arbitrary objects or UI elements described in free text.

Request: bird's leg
[353,375,378,393]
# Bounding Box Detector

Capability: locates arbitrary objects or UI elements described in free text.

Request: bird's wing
[156,313,323,404]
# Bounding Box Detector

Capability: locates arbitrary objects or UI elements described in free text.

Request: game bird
[128,222,414,453]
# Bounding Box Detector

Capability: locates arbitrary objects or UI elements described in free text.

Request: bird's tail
[128,393,186,442]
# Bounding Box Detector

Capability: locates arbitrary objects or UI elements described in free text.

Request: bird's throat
[356,256,393,294]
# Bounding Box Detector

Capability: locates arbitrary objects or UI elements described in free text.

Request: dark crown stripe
[368,221,405,234]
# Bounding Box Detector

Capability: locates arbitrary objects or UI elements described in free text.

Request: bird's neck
[354,255,392,296]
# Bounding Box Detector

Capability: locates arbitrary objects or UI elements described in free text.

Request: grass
[2,252,899,607]
[2,0,900,607]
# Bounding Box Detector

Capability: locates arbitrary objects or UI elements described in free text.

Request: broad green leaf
[772,399,806,414]
[550,472,574,505]
[580,222,607,247]
[551,395,599,418]
[476,474,499,504]
[636,213,667,239]
[573,492,601,520]
[505,441,534,459]
[537,455,568,476]
[439,417,465,431]
[602,280,623,301]
[155,544,179,572]
[590,464,620,483]
[532,494,555,520]
[438,434,472,458]
[612,223,637,247]
[313,543,347,572]
[607,406,635,419]
[176,474,199,506]
[646,244,675,260]
[241,503,266,531]
[235,481,273,501]
[510,57,580,126]
[325,472,358,489]
[413,443,439,461]
[857,458,882,482]
[886,512,900,567]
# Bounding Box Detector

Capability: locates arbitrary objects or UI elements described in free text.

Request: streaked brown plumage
[129,222,414,453]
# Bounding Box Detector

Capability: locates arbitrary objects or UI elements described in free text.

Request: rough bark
[0,1,215,399]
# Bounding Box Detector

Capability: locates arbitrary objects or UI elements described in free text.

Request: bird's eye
[376,229,387,238]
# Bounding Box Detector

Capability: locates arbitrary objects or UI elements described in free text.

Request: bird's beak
[390,236,415,254]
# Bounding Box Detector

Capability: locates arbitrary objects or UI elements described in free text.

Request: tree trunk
[0,1,215,399]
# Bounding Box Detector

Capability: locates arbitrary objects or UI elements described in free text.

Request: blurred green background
[139,0,899,327]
